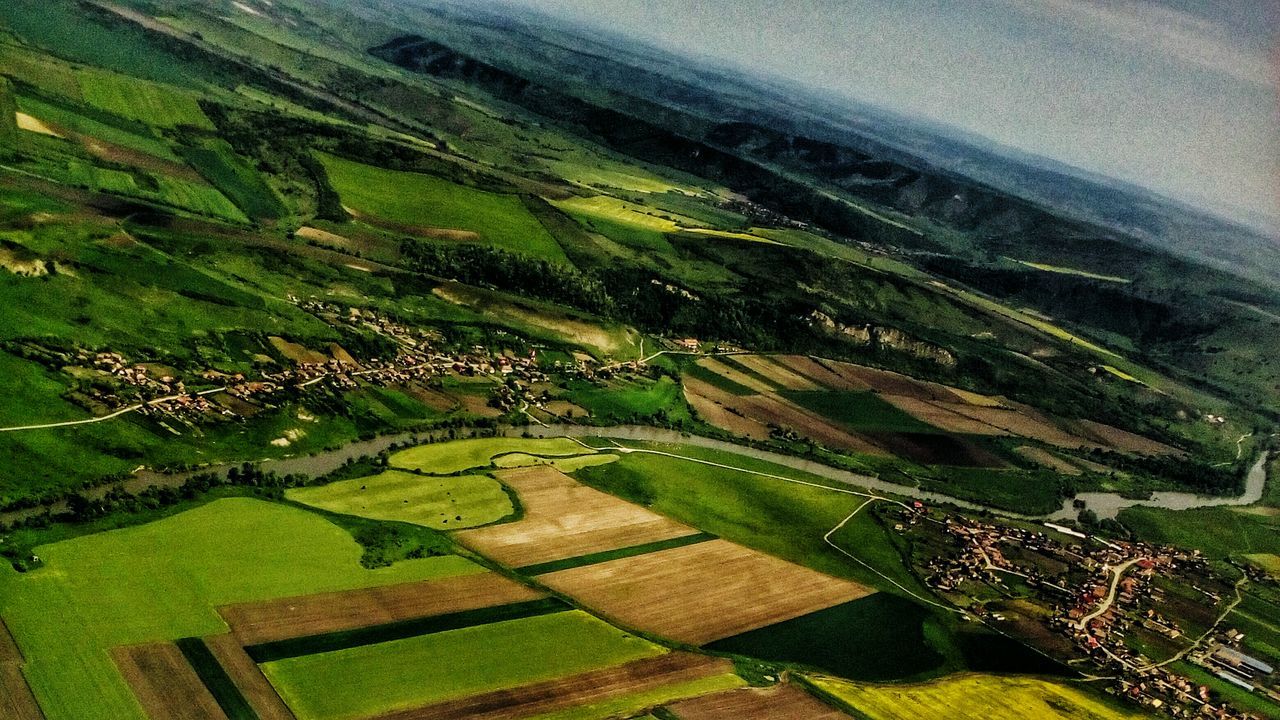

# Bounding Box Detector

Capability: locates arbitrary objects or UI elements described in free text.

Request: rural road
[1074,557,1143,630]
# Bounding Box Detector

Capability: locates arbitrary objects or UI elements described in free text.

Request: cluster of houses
[914,511,1274,718]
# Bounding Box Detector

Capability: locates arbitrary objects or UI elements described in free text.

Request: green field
[388,437,595,475]
[780,390,939,433]
[286,470,514,529]
[319,154,567,262]
[493,452,619,472]
[178,141,287,219]
[16,95,181,160]
[0,498,480,720]
[77,69,214,129]
[261,610,665,720]
[1118,506,1280,558]
[532,673,745,720]
[1010,258,1131,284]
[566,376,691,423]
[812,674,1141,720]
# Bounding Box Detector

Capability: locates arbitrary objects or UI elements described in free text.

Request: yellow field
[812,674,1142,720]
[1011,258,1130,284]
[14,112,63,137]
[551,195,766,242]
[1245,554,1280,578]
[1099,365,1143,384]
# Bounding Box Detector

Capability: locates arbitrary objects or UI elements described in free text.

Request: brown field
[220,573,543,645]
[817,361,960,402]
[373,653,732,720]
[683,376,772,441]
[864,432,1003,468]
[666,683,849,719]
[540,539,872,645]
[939,402,1099,449]
[877,395,1009,436]
[111,642,228,720]
[82,136,204,181]
[295,226,352,247]
[710,386,885,455]
[454,466,694,567]
[0,666,44,720]
[696,358,777,394]
[1014,446,1082,475]
[267,336,328,365]
[1075,420,1180,456]
[345,207,482,242]
[731,355,819,390]
[778,355,869,391]
[543,400,588,418]
[202,634,296,720]
[458,393,504,418]
[0,620,43,720]
[397,384,459,412]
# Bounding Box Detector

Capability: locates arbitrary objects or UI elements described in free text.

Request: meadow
[319,153,568,262]
[286,469,514,530]
[260,610,664,720]
[388,436,596,475]
[77,69,214,129]
[0,498,479,720]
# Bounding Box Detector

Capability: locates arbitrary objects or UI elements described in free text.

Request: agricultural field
[260,610,665,720]
[0,498,480,720]
[811,674,1143,720]
[77,69,214,129]
[538,538,872,644]
[388,436,601,475]
[285,469,514,530]
[453,465,695,567]
[665,683,851,719]
[319,153,568,262]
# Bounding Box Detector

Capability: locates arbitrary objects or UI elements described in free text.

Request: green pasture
[493,452,618,472]
[0,498,480,720]
[286,470,513,530]
[319,153,567,262]
[261,610,664,720]
[178,141,286,219]
[388,437,592,475]
[78,69,214,129]
[16,95,180,160]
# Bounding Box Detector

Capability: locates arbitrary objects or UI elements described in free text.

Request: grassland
[567,376,692,423]
[389,437,595,474]
[177,142,286,219]
[494,452,619,472]
[779,390,939,434]
[77,69,214,129]
[0,498,480,720]
[530,673,746,720]
[811,674,1141,720]
[1009,258,1131,283]
[1118,506,1280,558]
[15,95,180,160]
[320,153,567,262]
[285,470,514,530]
[260,610,665,720]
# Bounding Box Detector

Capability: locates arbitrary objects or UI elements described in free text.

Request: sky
[496,0,1279,231]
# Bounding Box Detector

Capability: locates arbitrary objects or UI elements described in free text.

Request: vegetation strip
[244,597,569,663]
[176,637,259,720]
[516,532,717,575]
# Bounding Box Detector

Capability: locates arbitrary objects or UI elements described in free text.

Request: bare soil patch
[1014,446,1081,475]
[1075,420,1180,456]
[372,653,732,720]
[454,466,693,567]
[732,355,819,390]
[268,336,329,364]
[696,358,777,394]
[0,620,43,720]
[540,539,872,645]
[819,362,960,403]
[666,683,849,719]
[780,356,869,391]
[398,384,460,412]
[220,573,542,645]
[202,634,296,720]
[111,642,228,720]
[15,112,63,137]
[683,376,772,441]
[877,396,1009,436]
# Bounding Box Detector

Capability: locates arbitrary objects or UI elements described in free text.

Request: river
[2,423,1269,525]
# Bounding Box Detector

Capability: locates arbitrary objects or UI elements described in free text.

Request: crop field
[260,609,665,720]
[111,642,227,720]
[1245,553,1280,578]
[0,620,42,720]
[552,195,763,248]
[811,674,1141,720]
[178,142,286,219]
[202,634,296,720]
[0,498,480,720]
[389,437,599,475]
[492,452,617,472]
[540,539,872,644]
[220,572,544,645]
[15,96,180,161]
[286,470,513,530]
[454,465,694,566]
[319,154,567,262]
[77,69,214,129]
[666,683,850,719]
[374,653,739,720]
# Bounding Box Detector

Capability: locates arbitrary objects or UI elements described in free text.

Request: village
[907,507,1279,718]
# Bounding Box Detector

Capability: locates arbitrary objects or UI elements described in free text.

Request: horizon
[493,0,1280,234]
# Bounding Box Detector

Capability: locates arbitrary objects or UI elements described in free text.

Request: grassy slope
[286,469,514,530]
[388,437,592,475]
[0,498,480,720]
[319,153,567,262]
[260,610,664,720]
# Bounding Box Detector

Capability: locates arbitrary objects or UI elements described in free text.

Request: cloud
[1002,0,1275,86]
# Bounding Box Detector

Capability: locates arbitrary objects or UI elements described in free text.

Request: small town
[910,508,1278,718]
